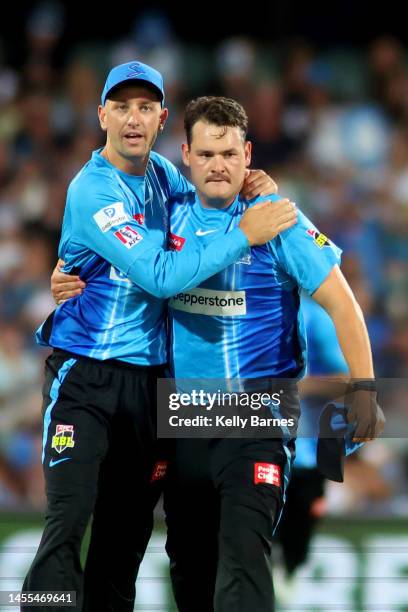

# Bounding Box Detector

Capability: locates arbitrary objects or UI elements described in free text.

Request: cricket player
[23,62,293,612]
[161,97,384,612]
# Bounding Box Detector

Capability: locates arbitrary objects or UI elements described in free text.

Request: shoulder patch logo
[93,202,129,232]
[306,228,331,248]
[114,226,143,249]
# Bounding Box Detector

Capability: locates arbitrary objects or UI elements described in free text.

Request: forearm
[328,300,374,379]
[126,227,248,298]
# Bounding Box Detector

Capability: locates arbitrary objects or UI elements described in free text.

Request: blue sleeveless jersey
[168,193,342,381]
[36,150,248,365]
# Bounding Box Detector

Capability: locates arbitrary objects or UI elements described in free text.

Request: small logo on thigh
[151,461,168,482]
[51,424,75,454]
[254,462,281,486]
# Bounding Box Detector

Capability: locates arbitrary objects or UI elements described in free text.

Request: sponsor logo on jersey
[93,202,129,233]
[51,424,75,454]
[109,266,131,283]
[150,460,168,482]
[133,213,145,225]
[195,228,217,236]
[168,232,186,251]
[170,288,246,316]
[114,226,143,249]
[306,228,331,248]
[254,462,281,486]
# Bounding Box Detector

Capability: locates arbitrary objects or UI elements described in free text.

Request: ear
[159,107,169,132]
[98,105,107,132]
[181,143,190,167]
[244,140,252,167]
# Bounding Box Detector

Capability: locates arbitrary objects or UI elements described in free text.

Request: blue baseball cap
[101,61,165,106]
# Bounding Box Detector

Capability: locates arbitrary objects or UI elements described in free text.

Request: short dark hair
[184,96,248,146]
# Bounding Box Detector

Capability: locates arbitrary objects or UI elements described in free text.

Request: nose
[127,108,141,126]
[209,155,226,174]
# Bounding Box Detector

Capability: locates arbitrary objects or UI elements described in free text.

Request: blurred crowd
[0,4,407,514]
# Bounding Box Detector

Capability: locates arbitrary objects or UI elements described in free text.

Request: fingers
[276,216,297,232]
[257,202,298,231]
[250,200,297,239]
[53,281,85,293]
[274,206,298,223]
[351,407,385,442]
[53,289,82,305]
[242,179,278,198]
[52,269,83,284]
[243,170,278,195]
[242,182,278,199]
[251,201,269,210]
[252,198,295,212]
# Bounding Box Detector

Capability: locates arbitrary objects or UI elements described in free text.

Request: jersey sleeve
[66,172,248,299]
[150,151,194,198]
[270,209,342,295]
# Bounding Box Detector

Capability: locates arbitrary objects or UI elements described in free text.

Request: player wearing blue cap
[22,63,291,612]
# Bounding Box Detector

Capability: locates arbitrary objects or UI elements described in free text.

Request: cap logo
[126,62,146,78]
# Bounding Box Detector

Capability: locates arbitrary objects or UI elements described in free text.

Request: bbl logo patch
[306,228,331,248]
[51,424,75,454]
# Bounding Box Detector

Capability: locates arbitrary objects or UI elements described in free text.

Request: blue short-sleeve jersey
[36,150,249,364]
[168,193,342,380]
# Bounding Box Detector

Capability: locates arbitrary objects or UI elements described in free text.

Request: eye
[199,153,212,158]
[140,104,153,112]
[118,104,128,111]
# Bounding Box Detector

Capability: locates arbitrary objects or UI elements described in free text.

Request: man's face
[98,85,168,169]
[182,120,251,206]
